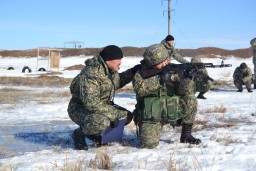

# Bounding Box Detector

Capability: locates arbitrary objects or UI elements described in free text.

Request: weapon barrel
[140,68,163,79]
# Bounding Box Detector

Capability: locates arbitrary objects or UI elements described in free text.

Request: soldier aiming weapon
[140,61,232,81]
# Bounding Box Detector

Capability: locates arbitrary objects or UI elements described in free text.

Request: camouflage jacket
[132,60,162,100]
[195,68,210,80]
[69,55,134,120]
[161,39,188,64]
[233,66,252,83]
[250,38,256,48]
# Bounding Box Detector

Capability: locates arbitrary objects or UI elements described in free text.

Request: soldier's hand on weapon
[183,68,197,80]
[160,71,181,83]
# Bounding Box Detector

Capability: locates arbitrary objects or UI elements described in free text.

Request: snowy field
[0,55,256,171]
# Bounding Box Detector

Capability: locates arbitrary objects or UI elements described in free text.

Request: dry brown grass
[60,158,86,171]
[0,76,71,87]
[42,71,63,75]
[63,64,84,71]
[213,135,238,146]
[0,88,29,104]
[0,87,70,104]
[0,164,15,171]
[88,149,112,170]
[210,80,234,90]
[199,105,227,114]
[168,154,179,171]
[194,119,209,127]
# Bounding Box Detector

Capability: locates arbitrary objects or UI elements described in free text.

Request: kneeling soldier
[233,62,253,92]
[68,45,140,150]
[132,44,201,149]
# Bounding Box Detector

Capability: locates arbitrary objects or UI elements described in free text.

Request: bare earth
[0,46,252,58]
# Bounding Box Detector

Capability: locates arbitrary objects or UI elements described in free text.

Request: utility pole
[168,0,171,35]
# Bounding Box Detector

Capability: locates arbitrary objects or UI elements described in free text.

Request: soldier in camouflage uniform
[68,45,140,150]
[132,44,201,149]
[161,35,189,63]
[161,34,199,120]
[191,57,213,99]
[250,37,256,88]
[233,62,253,92]
[161,35,201,143]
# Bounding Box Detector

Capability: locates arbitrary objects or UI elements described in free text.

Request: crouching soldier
[191,57,213,99]
[132,44,201,149]
[233,62,253,92]
[68,45,141,150]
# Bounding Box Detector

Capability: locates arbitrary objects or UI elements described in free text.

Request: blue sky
[0,0,255,50]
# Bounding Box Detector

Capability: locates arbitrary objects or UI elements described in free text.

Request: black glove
[110,118,119,128]
[184,68,196,79]
[131,64,142,75]
[160,72,172,82]
[160,71,182,83]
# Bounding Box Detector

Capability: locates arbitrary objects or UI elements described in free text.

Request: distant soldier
[233,62,253,92]
[68,45,141,150]
[191,57,213,99]
[132,44,201,149]
[250,37,256,88]
[161,35,189,64]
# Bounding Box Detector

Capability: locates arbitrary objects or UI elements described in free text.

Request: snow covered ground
[0,55,256,171]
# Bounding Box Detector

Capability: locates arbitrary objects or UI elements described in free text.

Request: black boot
[180,124,201,145]
[197,92,207,99]
[87,134,106,147]
[72,128,88,150]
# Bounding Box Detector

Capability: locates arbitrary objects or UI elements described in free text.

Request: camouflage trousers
[138,95,197,149]
[139,121,162,148]
[68,102,133,135]
[234,79,252,91]
[194,78,212,93]
[135,78,198,148]
[253,50,256,74]
[174,78,198,124]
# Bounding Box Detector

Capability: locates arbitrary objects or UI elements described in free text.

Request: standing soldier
[161,35,189,64]
[67,45,140,150]
[191,57,213,99]
[132,44,201,149]
[250,37,256,89]
[233,62,253,92]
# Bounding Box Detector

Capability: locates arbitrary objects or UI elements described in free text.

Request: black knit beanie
[240,62,247,69]
[165,35,174,41]
[100,45,123,61]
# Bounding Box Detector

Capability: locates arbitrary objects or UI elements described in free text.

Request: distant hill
[0,46,252,58]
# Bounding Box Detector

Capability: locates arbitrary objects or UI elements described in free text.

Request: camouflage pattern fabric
[161,39,188,64]
[250,38,256,74]
[133,67,197,148]
[191,57,212,93]
[132,44,197,148]
[193,73,212,93]
[191,56,201,63]
[139,121,162,148]
[174,78,198,123]
[178,93,197,123]
[67,55,134,135]
[143,44,169,67]
[233,65,253,91]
